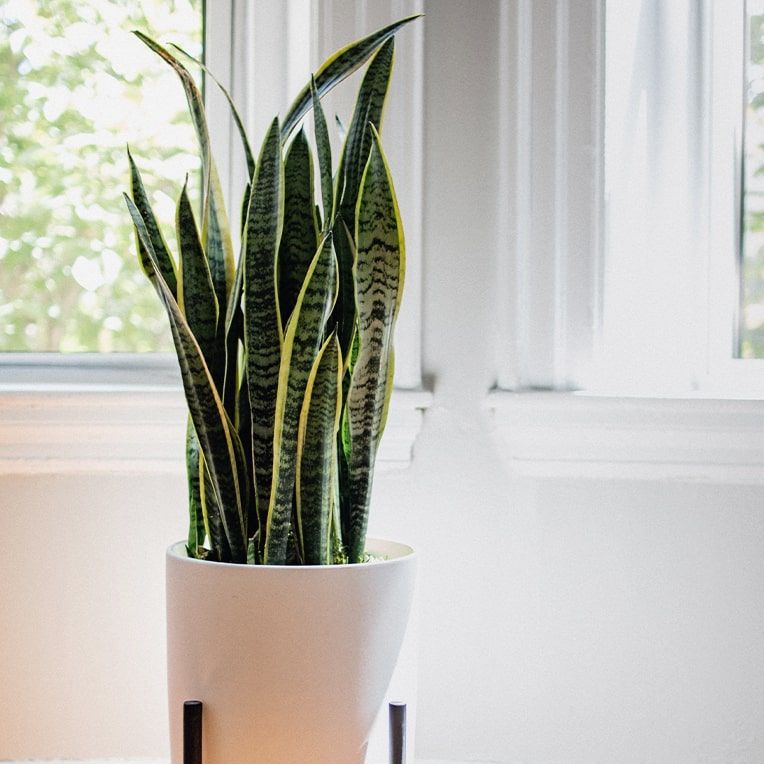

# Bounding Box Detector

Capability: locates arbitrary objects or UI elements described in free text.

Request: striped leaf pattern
[129,17,419,565]
[199,452,231,561]
[333,39,395,361]
[265,236,338,564]
[346,128,405,562]
[278,129,319,327]
[296,333,342,564]
[125,194,248,562]
[134,32,235,349]
[337,39,395,221]
[236,368,259,539]
[128,149,177,297]
[176,179,219,375]
[244,117,284,541]
[185,418,205,557]
[311,77,334,228]
[169,43,256,180]
[280,14,421,141]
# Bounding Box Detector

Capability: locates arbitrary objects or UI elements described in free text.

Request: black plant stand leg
[184,700,203,764]
[389,701,406,764]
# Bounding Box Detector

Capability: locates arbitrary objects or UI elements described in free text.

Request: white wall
[2,1,764,762]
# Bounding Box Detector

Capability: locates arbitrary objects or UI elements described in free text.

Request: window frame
[494,0,764,398]
[705,0,764,391]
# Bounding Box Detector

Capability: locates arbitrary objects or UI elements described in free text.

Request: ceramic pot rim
[167,537,416,571]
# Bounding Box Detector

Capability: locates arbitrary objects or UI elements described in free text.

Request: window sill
[0,356,431,474]
[486,390,764,484]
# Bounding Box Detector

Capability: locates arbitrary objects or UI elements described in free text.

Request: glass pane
[0,0,202,352]
[742,1,764,358]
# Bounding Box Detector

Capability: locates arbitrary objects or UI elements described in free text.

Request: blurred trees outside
[0,0,201,352]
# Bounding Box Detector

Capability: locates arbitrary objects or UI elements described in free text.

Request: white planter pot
[166,538,417,763]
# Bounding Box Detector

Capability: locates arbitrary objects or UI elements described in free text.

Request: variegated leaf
[133,32,235,344]
[278,129,319,327]
[311,77,334,228]
[125,194,248,562]
[236,365,259,539]
[336,38,394,221]
[333,39,395,361]
[296,332,342,565]
[185,418,205,557]
[243,117,284,542]
[280,14,421,141]
[169,43,256,179]
[346,128,404,562]
[265,236,338,564]
[176,178,219,378]
[128,148,177,296]
[199,451,231,561]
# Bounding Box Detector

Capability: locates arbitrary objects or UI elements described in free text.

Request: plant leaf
[185,418,206,557]
[199,452,231,561]
[128,148,177,297]
[336,38,395,222]
[265,235,338,564]
[133,31,235,349]
[280,14,421,141]
[125,193,248,562]
[311,77,334,228]
[296,332,342,564]
[346,128,404,562]
[278,129,319,327]
[332,38,395,361]
[243,117,284,542]
[236,364,259,539]
[177,178,219,375]
[169,42,256,179]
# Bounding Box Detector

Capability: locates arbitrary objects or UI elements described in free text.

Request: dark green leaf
[176,178,219,375]
[133,31,235,341]
[311,76,334,227]
[332,39,395,361]
[125,193,248,562]
[169,42,256,179]
[345,128,404,562]
[278,129,319,327]
[128,148,177,297]
[296,333,342,564]
[280,14,421,140]
[243,117,284,541]
[265,236,337,564]
[185,418,206,557]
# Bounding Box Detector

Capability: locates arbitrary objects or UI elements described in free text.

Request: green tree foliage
[0,0,201,351]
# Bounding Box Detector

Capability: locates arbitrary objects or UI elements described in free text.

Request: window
[492,0,764,397]
[603,0,764,393]
[0,0,203,353]
[742,0,764,358]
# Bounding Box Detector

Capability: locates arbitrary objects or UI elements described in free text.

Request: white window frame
[0,0,430,473]
[705,0,764,391]
[488,0,764,483]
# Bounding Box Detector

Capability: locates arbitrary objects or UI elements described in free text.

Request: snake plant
[124,16,419,565]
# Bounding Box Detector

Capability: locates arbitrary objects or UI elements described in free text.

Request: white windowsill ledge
[486,390,764,484]
[0,356,431,475]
